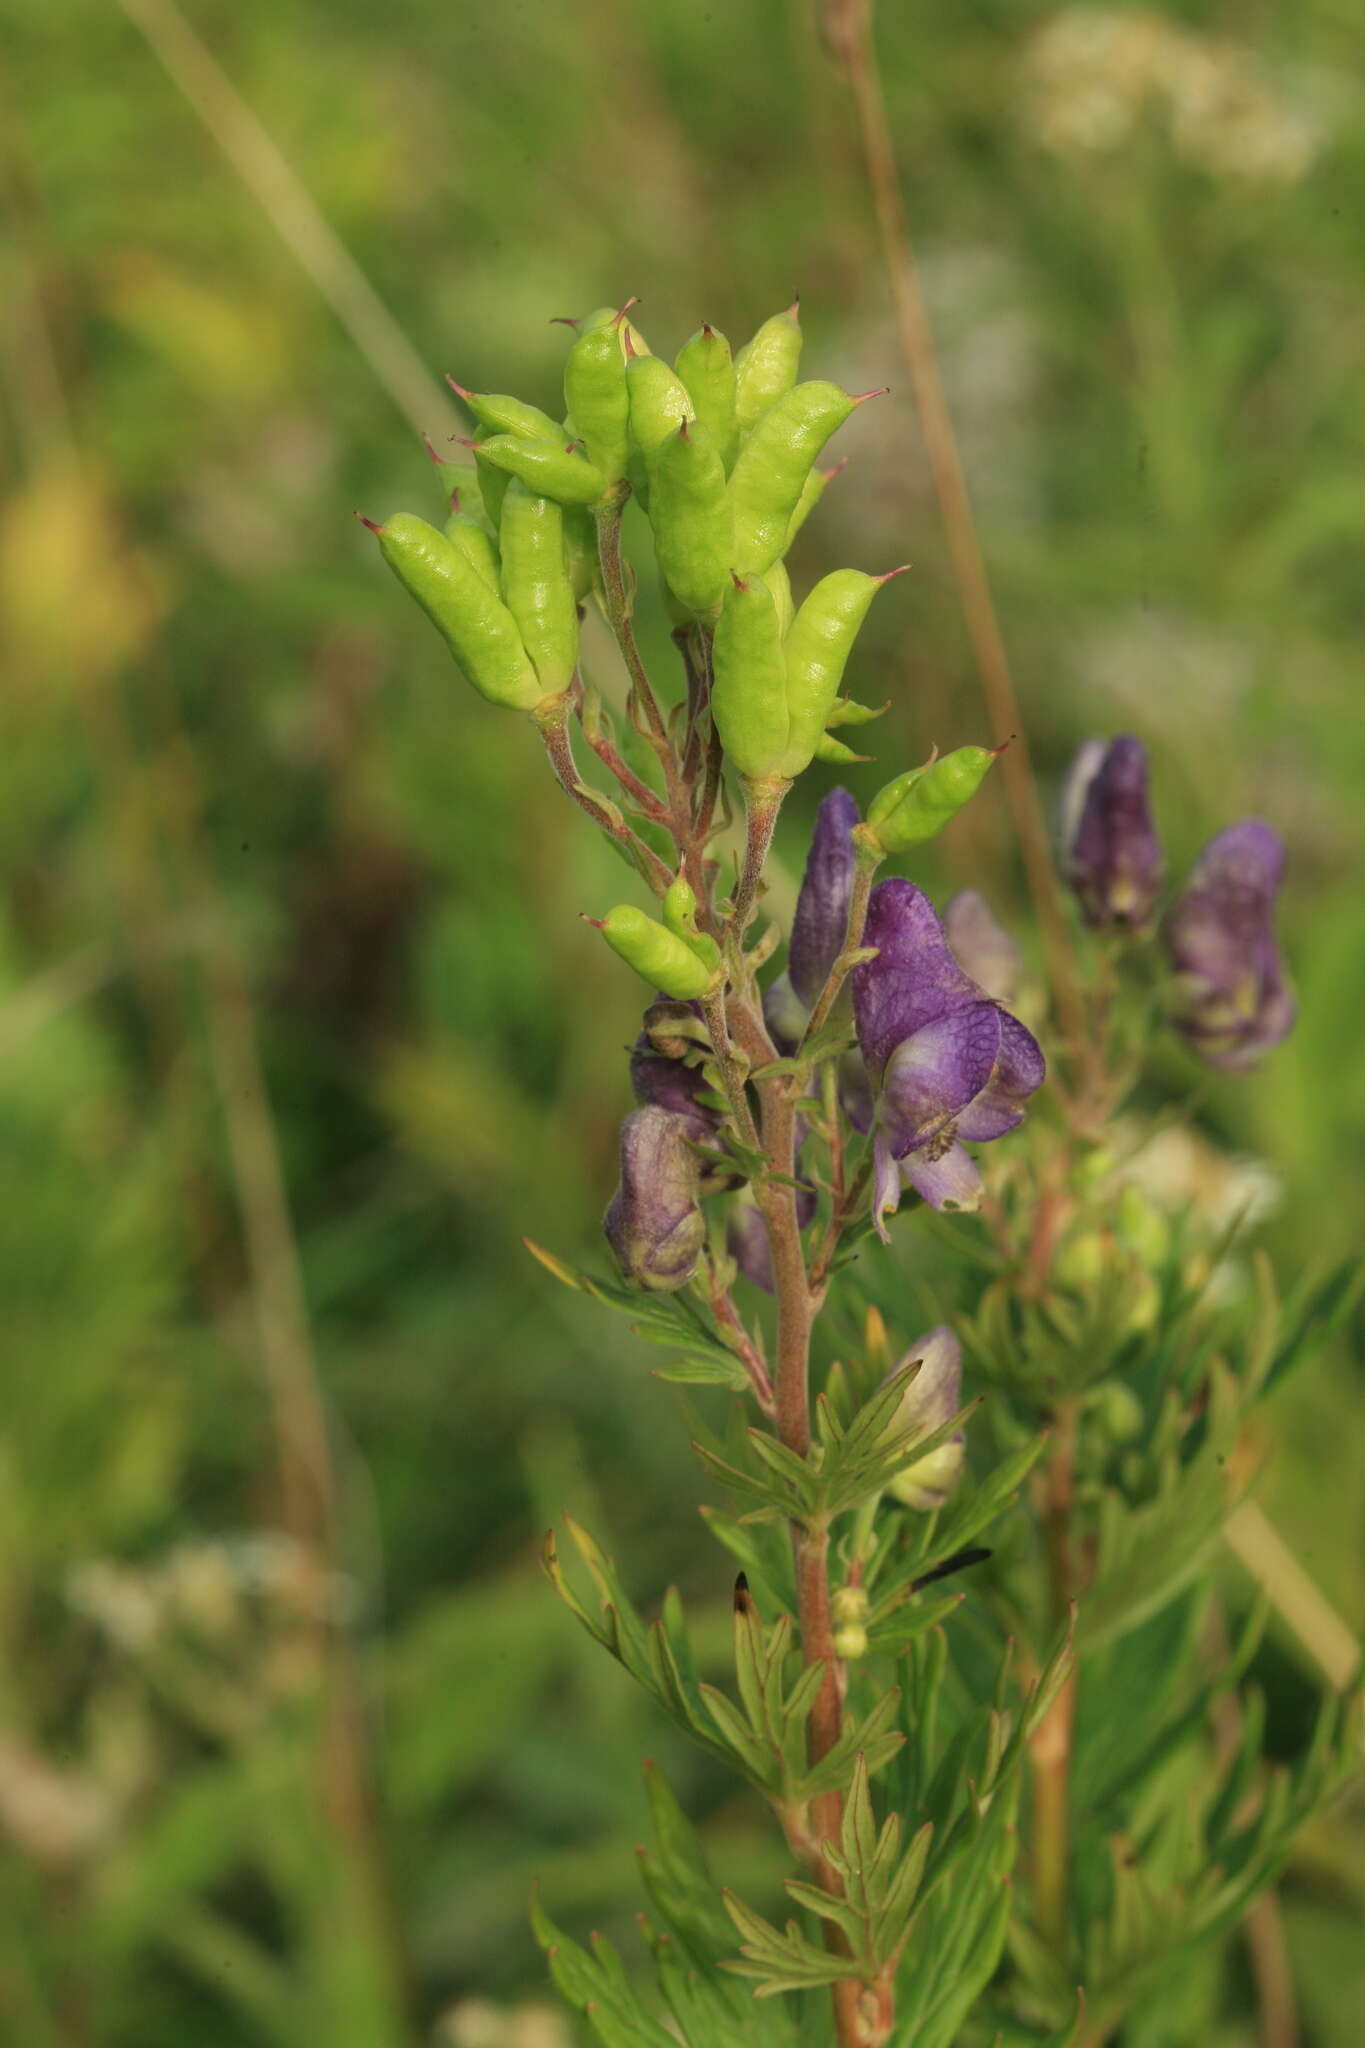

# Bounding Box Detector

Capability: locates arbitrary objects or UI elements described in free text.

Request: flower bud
[832,1622,868,1661]
[1163,821,1295,1069]
[884,1325,966,1511]
[832,1584,869,1625]
[604,1106,707,1293]
[943,890,1023,1004]
[1063,734,1163,932]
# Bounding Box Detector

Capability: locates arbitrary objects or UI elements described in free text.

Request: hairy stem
[536,691,674,896]
[733,777,790,938]
[1030,1404,1079,1951]
[573,687,673,826]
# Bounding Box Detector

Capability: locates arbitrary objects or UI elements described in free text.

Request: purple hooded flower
[1163,820,1295,1070]
[605,1104,709,1292]
[764,787,860,1052]
[943,890,1024,1005]
[885,1325,965,1511]
[852,879,1046,1236]
[1063,734,1163,932]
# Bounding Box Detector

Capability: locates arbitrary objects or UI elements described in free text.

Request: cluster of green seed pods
[361,297,902,759]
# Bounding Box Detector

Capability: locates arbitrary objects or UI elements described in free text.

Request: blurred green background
[1,1,1361,2042]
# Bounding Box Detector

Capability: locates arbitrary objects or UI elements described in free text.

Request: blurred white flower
[0,1736,114,1871]
[1117,1122,1282,1234]
[1024,9,1326,186]
[438,1999,575,2048]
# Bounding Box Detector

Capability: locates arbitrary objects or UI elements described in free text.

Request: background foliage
[0,1,1361,2041]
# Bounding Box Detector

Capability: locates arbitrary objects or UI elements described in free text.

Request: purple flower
[852,880,1046,1236]
[1063,734,1163,932]
[604,1105,708,1292]
[1163,821,1295,1070]
[885,1325,965,1510]
[943,890,1024,1004]
[764,787,859,1051]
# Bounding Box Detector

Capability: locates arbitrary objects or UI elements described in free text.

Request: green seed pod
[563,309,633,484]
[763,559,795,637]
[733,298,803,435]
[675,324,738,472]
[475,434,606,507]
[812,732,869,765]
[447,379,562,443]
[824,695,888,728]
[869,744,1001,852]
[626,350,692,466]
[473,450,510,531]
[711,572,789,780]
[649,418,732,620]
[498,481,579,695]
[442,493,500,592]
[867,762,926,828]
[729,381,869,577]
[782,568,901,774]
[598,904,719,1000]
[367,512,544,711]
[660,874,722,974]
[562,505,598,602]
[785,458,845,549]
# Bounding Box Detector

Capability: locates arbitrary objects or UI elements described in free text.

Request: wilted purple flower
[943,890,1024,1004]
[604,1105,708,1292]
[885,1325,965,1511]
[765,787,860,1051]
[852,880,1046,1235]
[1163,821,1295,1070]
[1063,734,1163,932]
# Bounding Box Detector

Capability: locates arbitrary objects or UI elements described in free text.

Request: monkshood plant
[363,302,1360,2046]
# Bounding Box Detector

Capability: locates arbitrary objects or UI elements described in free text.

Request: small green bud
[596,905,720,1000]
[832,1621,868,1661]
[832,1584,869,1626]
